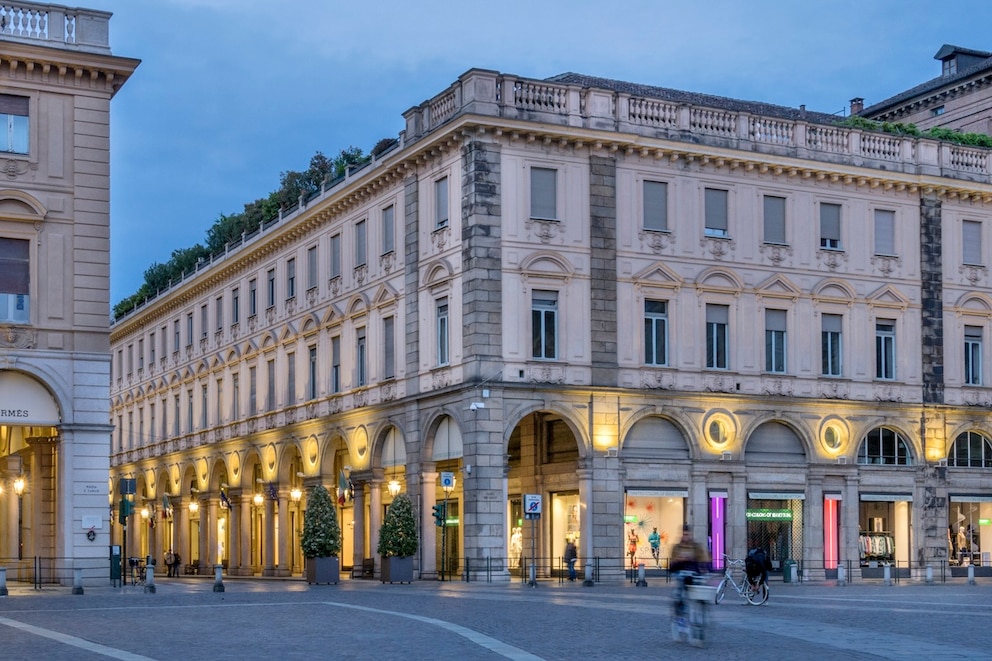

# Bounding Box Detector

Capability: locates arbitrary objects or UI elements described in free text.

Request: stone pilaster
[589,155,618,386]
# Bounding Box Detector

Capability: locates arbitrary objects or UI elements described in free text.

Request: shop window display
[949,501,991,568]
[624,491,684,568]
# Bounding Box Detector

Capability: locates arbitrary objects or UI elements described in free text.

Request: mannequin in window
[957,526,969,563]
[509,526,523,569]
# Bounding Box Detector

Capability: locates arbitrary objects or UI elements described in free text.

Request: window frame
[531,290,558,360]
[819,202,842,250]
[764,308,787,374]
[875,319,896,381]
[642,180,668,232]
[964,325,983,386]
[705,303,729,370]
[821,314,843,377]
[530,167,558,221]
[704,188,729,238]
[644,299,668,366]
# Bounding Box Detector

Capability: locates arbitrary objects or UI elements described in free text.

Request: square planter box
[380,555,414,584]
[305,556,340,585]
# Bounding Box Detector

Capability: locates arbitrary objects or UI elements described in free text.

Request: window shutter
[820,204,841,243]
[963,220,982,265]
[706,304,728,324]
[763,196,786,243]
[822,314,842,333]
[0,94,28,115]
[705,188,728,232]
[643,181,668,231]
[530,167,557,219]
[0,238,29,294]
[765,308,787,332]
[874,209,895,255]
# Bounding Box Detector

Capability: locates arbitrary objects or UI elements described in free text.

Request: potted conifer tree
[377,492,418,583]
[301,484,341,584]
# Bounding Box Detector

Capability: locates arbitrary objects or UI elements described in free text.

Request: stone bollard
[926,565,933,585]
[527,563,537,588]
[883,564,892,586]
[836,564,846,587]
[144,565,156,594]
[789,563,799,584]
[72,567,84,595]
[213,564,225,592]
[968,564,976,586]
[635,562,647,587]
[0,567,8,597]
[582,562,594,587]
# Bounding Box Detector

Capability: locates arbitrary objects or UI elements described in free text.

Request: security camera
[470,402,485,411]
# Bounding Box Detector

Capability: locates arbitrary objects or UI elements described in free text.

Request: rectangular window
[821,314,843,377]
[307,345,318,400]
[435,178,449,228]
[383,316,395,379]
[200,384,207,429]
[232,287,240,325]
[531,290,558,360]
[232,373,240,420]
[765,309,787,373]
[874,209,895,256]
[266,268,275,308]
[248,278,257,317]
[138,408,143,447]
[186,389,193,434]
[436,299,449,366]
[137,340,144,370]
[286,257,296,299]
[200,304,207,338]
[127,412,133,449]
[150,333,156,364]
[117,415,123,452]
[763,195,786,244]
[215,378,223,424]
[705,304,729,369]
[330,234,342,278]
[875,320,896,380]
[331,336,341,393]
[126,344,133,374]
[382,205,395,254]
[643,181,668,231]
[307,245,318,289]
[0,237,29,323]
[820,203,842,250]
[0,94,29,154]
[149,403,156,444]
[161,397,167,440]
[963,220,982,265]
[704,188,729,237]
[965,325,983,386]
[173,395,180,436]
[160,326,166,360]
[215,296,223,330]
[186,312,193,347]
[248,366,257,416]
[174,319,180,352]
[356,328,367,387]
[286,352,296,405]
[266,358,275,410]
[530,167,557,220]
[355,220,367,267]
[644,299,668,366]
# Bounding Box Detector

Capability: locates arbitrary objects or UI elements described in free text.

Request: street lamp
[290,487,302,502]
[253,492,264,507]
[188,500,199,514]
[387,480,401,497]
[13,477,25,496]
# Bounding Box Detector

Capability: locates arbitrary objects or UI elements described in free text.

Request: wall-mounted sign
[746,509,793,521]
[0,371,60,425]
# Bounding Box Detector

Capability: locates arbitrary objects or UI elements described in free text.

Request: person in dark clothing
[564,539,578,581]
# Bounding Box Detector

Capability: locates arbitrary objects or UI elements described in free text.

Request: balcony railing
[0,2,111,53]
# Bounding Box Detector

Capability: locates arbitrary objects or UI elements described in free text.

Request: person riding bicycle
[745,547,771,588]
[648,527,662,566]
[670,525,710,614]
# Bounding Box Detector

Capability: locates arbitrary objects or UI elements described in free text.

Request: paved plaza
[1,575,990,660]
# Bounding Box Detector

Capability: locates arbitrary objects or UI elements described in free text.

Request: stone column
[806,477,825,580]
[577,467,594,564]
[421,468,438,578]
[843,474,861,575]
[239,494,252,575]
[262,496,275,575]
[206,498,219,568]
[276,494,290,576]
[177,498,189,570]
[198,499,210,574]
[351,479,366,577]
[369,475,383,574]
[228,495,241,575]
[729,473,748,559]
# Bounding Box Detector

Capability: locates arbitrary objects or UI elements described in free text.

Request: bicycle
[671,571,715,646]
[715,555,769,605]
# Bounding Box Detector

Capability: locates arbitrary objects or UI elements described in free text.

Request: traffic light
[432,502,446,527]
[118,497,133,524]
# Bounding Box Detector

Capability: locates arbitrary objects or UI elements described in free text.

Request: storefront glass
[746,493,804,570]
[624,489,686,568]
[858,495,910,569]
[949,496,992,567]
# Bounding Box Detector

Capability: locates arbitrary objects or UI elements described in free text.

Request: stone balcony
[0,2,111,54]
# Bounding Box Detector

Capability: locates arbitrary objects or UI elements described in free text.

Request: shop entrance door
[746,497,804,572]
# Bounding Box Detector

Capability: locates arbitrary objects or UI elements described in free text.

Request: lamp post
[13,476,25,560]
[440,474,455,581]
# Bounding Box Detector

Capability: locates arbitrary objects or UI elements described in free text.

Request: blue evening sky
[83,0,992,305]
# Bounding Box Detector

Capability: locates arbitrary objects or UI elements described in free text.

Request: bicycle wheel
[715,577,728,604]
[747,580,769,605]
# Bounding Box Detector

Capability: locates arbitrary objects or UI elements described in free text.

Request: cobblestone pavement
[1,576,990,660]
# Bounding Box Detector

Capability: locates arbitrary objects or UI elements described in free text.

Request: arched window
[857,427,913,465]
[948,431,992,468]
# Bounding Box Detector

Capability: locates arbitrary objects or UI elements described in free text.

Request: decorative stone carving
[819,381,849,399]
[528,365,565,384]
[640,370,675,389]
[524,218,561,244]
[431,225,451,252]
[762,378,793,396]
[959,264,986,286]
[871,254,900,276]
[381,382,396,401]
[354,264,367,285]
[329,276,341,296]
[432,368,451,390]
[265,306,276,324]
[639,230,672,254]
[353,389,367,408]
[380,252,396,274]
[0,325,35,349]
[306,288,318,306]
[759,242,793,265]
[700,236,735,260]
[1,158,35,179]
[702,374,735,393]
[816,249,848,271]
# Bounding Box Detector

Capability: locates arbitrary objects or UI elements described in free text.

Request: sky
[79,0,992,305]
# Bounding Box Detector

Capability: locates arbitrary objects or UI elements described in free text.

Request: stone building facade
[0,3,138,586]
[110,63,992,581]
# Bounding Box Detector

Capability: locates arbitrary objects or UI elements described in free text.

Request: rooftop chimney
[850,97,864,115]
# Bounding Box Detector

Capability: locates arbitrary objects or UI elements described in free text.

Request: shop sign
[748,492,805,500]
[0,371,61,425]
[746,508,793,521]
[980,519,991,526]
[626,489,689,498]
[624,514,638,523]
[860,493,912,502]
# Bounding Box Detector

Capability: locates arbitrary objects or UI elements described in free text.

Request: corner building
[0,4,137,586]
[111,62,992,581]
